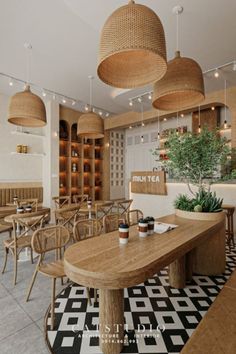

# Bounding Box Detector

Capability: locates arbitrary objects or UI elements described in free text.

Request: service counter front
[129,172,236,232]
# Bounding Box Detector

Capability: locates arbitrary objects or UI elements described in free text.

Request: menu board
[131,171,167,195]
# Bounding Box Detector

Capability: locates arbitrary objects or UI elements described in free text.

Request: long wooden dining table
[64,213,225,354]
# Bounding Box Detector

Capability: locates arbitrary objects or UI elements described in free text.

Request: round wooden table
[64,214,225,354]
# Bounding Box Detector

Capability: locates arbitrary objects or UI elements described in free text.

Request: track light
[180,113,184,118]
[72,100,76,106]
[106,113,109,117]
[99,111,103,116]
[211,106,215,111]
[137,97,142,103]
[129,100,133,107]
[148,93,152,100]
[214,69,219,78]
[9,78,13,86]
[164,118,167,121]
[42,91,46,97]
[141,122,145,127]
[52,94,56,100]
[233,61,236,71]
[62,97,66,104]
[129,125,132,129]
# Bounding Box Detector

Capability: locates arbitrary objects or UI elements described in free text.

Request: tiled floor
[45,245,236,354]
[0,230,64,354]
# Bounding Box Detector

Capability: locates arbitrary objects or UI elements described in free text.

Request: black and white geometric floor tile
[45,245,236,354]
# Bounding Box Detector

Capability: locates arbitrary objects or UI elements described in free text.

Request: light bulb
[62,98,66,104]
[9,79,13,86]
[180,113,184,118]
[211,106,215,111]
[99,111,102,116]
[164,118,167,121]
[198,125,201,133]
[224,120,227,129]
[129,100,133,107]
[214,69,219,78]
[157,132,160,140]
[141,135,144,143]
[129,126,132,129]
[148,93,152,100]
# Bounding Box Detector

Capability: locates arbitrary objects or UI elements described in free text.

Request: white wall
[0,93,44,182]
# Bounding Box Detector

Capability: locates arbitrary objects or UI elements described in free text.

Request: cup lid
[119,223,129,228]
[138,218,147,223]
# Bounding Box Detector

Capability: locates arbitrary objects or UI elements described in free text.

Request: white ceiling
[0,0,236,115]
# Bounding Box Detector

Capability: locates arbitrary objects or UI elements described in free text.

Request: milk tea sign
[131,171,167,195]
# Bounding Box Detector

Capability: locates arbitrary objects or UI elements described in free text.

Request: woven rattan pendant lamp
[77,76,104,139]
[97,0,167,88]
[152,6,205,111]
[8,43,46,127]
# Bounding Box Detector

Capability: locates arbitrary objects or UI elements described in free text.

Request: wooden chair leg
[13,249,18,285]
[94,288,98,303]
[86,287,92,306]
[51,278,56,330]
[26,267,39,302]
[30,248,34,264]
[2,247,9,274]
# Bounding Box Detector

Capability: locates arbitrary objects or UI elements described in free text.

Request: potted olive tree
[162,128,230,221]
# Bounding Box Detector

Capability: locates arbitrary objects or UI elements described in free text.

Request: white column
[42,100,59,211]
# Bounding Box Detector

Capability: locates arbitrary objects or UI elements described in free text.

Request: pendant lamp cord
[89,76,93,111]
[24,43,32,86]
[176,11,179,52]
[141,101,144,126]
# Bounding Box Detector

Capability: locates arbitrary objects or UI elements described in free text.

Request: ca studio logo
[72,323,166,335]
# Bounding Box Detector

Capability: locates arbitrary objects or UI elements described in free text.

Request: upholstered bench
[180,270,236,354]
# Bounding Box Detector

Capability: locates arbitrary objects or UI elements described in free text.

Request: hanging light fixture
[140,100,144,142]
[97,0,167,88]
[152,6,205,111]
[8,43,46,127]
[157,112,160,140]
[77,76,104,139]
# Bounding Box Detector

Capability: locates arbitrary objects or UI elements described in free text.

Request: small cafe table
[64,213,225,354]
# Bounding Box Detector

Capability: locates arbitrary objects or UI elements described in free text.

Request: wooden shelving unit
[59,112,105,201]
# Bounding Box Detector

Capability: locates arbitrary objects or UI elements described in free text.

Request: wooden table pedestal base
[99,289,124,354]
[169,255,186,289]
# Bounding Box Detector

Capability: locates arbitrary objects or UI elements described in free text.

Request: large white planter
[175,208,225,222]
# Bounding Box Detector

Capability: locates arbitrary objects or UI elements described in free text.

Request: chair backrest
[31,225,70,254]
[73,194,89,205]
[116,199,133,217]
[73,219,102,242]
[11,210,49,244]
[18,198,38,211]
[103,213,123,233]
[127,209,143,226]
[55,204,81,233]
[52,196,70,209]
[95,201,114,221]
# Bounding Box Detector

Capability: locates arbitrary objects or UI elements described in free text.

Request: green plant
[161,128,230,195]
[174,190,223,213]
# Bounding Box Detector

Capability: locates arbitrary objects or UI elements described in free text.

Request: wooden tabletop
[64,214,223,290]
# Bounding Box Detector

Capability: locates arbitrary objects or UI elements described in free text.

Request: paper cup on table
[146,217,155,235]
[87,200,92,209]
[119,224,129,244]
[138,219,148,238]
[17,207,24,214]
[25,206,32,213]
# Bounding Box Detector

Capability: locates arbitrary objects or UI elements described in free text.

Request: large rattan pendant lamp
[152,6,205,111]
[77,76,104,139]
[8,43,46,127]
[97,0,167,88]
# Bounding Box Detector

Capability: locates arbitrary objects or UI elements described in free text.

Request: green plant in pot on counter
[162,128,230,213]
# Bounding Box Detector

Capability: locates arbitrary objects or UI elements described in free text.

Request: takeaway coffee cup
[119,223,129,244]
[138,219,148,238]
[87,199,92,209]
[16,206,24,214]
[146,216,155,235]
[25,205,32,213]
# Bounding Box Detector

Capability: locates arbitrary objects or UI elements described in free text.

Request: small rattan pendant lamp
[8,44,46,127]
[97,0,167,88]
[152,6,205,111]
[77,76,104,139]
